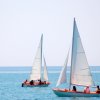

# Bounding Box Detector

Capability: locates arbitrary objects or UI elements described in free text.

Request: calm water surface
[0,66,100,100]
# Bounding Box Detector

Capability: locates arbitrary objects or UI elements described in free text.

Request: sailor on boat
[30,80,34,85]
[96,86,100,93]
[38,79,42,85]
[38,79,48,85]
[72,86,77,92]
[84,86,90,93]
[22,79,29,87]
[24,79,28,84]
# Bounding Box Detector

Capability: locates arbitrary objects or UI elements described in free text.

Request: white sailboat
[22,34,50,87]
[53,18,100,97]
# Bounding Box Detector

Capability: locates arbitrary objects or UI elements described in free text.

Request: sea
[0,66,100,100]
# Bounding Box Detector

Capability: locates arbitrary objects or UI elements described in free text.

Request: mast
[40,34,43,80]
[69,18,75,90]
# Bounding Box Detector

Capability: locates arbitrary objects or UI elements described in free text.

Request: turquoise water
[0,66,100,100]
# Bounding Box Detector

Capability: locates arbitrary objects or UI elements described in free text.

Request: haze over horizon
[0,0,100,66]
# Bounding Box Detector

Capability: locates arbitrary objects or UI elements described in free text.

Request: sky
[0,0,100,66]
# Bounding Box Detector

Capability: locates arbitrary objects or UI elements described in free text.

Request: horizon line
[0,65,99,67]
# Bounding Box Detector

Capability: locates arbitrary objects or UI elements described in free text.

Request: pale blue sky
[0,0,100,66]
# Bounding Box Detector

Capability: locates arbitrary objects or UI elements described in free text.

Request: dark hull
[22,83,50,87]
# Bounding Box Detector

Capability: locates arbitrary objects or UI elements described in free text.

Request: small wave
[0,71,61,74]
[0,71,30,73]
[91,71,100,73]
[0,71,100,74]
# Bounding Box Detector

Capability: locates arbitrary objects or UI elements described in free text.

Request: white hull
[53,89,100,97]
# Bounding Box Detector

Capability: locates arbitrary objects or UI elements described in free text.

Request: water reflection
[55,97,99,100]
[70,97,97,100]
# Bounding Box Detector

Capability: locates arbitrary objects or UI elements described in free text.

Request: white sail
[70,19,94,86]
[29,34,43,81]
[56,50,69,87]
[43,56,49,81]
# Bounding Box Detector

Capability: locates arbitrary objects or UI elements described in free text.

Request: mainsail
[56,50,69,87]
[70,19,94,86]
[43,56,48,81]
[29,34,43,81]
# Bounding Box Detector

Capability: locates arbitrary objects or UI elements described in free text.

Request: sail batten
[70,18,94,86]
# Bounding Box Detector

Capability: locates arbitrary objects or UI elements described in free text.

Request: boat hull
[22,83,50,87]
[53,88,100,97]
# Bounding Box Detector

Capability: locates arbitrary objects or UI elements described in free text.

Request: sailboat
[53,19,100,97]
[22,34,50,87]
